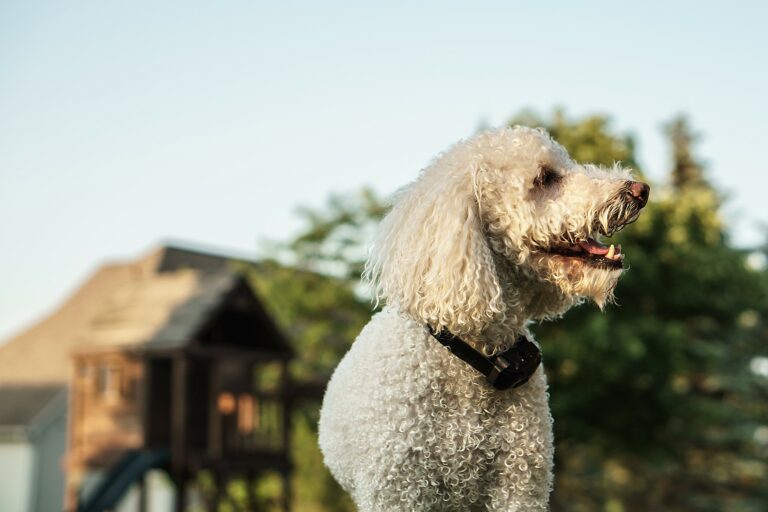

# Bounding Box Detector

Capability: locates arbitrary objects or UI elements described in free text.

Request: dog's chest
[370,327,554,507]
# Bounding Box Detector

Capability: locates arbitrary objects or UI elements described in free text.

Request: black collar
[428,327,541,390]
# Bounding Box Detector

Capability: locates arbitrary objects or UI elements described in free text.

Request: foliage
[664,115,710,190]
[511,108,640,172]
[241,259,372,380]
[512,111,768,512]
[237,250,374,511]
[268,187,388,282]
[243,111,767,511]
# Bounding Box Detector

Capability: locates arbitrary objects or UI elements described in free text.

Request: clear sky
[1,0,766,341]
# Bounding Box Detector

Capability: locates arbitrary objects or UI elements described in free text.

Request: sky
[1,1,767,342]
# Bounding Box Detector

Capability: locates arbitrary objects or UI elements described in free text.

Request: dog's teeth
[616,244,622,254]
[606,244,615,259]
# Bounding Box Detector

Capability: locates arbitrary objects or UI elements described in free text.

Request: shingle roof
[0,245,252,385]
[77,270,237,351]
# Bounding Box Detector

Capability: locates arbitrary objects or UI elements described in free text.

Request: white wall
[31,410,67,512]
[0,442,34,512]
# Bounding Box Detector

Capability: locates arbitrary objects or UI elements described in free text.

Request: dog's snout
[626,181,650,208]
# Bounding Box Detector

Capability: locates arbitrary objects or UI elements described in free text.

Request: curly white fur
[319,127,644,511]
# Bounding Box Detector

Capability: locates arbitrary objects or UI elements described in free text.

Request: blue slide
[76,449,170,512]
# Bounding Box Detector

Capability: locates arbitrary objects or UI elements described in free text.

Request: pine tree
[516,111,768,512]
[664,115,708,190]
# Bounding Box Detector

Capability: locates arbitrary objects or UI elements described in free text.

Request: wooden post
[141,356,154,446]
[245,472,256,512]
[172,355,188,512]
[209,471,222,512]
[174,473,187,512]
[64,355,87,512]
[282,470,292,512]
[64,477,81,512]
[208,360,222,459]
[281,359,292,512]
[281,360,291,453]
[137,474,148,512]
[172,356,187,469]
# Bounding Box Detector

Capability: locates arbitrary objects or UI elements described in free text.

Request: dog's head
[366,126,649,336]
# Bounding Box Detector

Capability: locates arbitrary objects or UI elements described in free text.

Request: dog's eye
[534,166,562,188]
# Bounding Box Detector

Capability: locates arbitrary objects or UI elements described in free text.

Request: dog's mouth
[539,186,648,270]
[542,210,644,270]
[546,237,625,269]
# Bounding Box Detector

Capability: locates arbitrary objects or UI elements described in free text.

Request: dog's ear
[365,162,504,336]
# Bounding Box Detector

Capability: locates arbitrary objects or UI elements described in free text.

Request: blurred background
[1,1,767,511]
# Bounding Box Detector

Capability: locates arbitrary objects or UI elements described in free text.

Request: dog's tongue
[578,238,609,255]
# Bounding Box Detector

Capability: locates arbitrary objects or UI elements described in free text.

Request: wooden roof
[76,270,237,352]
[0,245,287,387]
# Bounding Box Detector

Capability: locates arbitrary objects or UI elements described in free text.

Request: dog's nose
[626,181,650,208]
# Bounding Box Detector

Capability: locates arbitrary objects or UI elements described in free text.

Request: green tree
[511,108,640,171]
[664,115,709,190]
[511,112,768,512]
[271,187,388,282]
[236,190,388,511]
[244,111,768,511]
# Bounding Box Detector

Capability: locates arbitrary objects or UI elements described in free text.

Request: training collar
[428,327,541,390]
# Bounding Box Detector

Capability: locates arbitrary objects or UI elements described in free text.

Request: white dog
[319,127,649,511]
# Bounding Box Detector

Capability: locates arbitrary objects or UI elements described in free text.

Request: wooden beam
[186,346,291,362]
[284,379,329,401]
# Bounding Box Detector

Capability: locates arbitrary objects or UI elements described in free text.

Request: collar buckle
[486,339,542,389]
[428,327,541,390]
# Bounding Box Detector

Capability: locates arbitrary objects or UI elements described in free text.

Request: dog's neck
[470,253,578,355]
[504,261,580,321]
